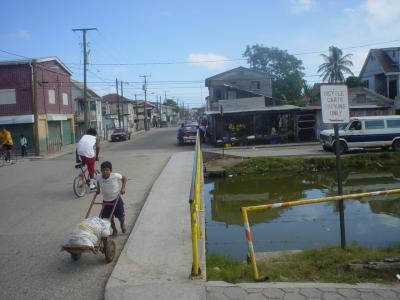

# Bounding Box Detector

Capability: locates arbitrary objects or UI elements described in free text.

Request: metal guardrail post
[190,130,203,277]
[241,207,267,281]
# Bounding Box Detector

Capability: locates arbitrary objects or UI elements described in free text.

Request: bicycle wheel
[73,175,86,197]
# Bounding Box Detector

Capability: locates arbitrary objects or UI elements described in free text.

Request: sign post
[320,84,349,249]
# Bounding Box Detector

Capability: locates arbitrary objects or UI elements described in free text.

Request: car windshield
[184,126,197,132]
[114,129,124,132]
[338,123,348,130]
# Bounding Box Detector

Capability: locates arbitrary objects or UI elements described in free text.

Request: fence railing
[241,188,400,281]
[189,130,204,278]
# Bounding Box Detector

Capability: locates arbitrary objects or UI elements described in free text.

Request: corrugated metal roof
[0,56,72,75]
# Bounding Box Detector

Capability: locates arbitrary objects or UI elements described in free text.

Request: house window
[48,89,56,104]
[370,55,375,61]
[365,120,384,129]
[62,93,68,105]
[0,89,16,104]
[251,81,260,90]
[363,80,369,88]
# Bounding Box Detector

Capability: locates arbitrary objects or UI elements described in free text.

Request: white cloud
[365,0,400,26]
[341,0,400,45]
[186,53,231,70]
[289,0,317,14]
[8,29,30,40]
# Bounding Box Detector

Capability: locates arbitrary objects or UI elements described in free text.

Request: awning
[205,105,300,115]
[0,114,34,125]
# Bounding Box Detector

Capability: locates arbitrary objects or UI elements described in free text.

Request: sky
[1,0,400,108]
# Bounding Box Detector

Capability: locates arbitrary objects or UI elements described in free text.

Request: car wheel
[392,140,400,152]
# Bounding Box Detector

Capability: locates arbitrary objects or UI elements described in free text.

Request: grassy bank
[207,244,400,284]
[224,152,400,176]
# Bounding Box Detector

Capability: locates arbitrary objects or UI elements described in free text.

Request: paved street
[0,127,190,300]
[2,130,400,300]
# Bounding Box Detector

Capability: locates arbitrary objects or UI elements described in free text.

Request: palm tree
[318,46,354,83]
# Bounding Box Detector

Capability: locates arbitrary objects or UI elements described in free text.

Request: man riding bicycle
[76,128,100,189]
[0,128,14,162]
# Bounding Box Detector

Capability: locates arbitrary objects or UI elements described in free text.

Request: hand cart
[62,193,120,263]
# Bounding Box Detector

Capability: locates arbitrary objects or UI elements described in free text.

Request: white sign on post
[320,85,350,124]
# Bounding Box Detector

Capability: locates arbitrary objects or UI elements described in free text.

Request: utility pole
[134,94,138,130]
[157,95,160,127]
[178,98,181,122]
[183,101,185,120]
[140,75,151,131]
[31,59,40,155]
[72,27,97,132]
[116,79,121,128]
[120,81,125,129]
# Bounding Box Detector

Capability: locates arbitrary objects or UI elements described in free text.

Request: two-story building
[359,47,400,112]
[71,80,103,141]
[0,57,74,155]
[205,66,299,145]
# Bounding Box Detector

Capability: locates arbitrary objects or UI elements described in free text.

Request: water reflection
[205,169,400,260]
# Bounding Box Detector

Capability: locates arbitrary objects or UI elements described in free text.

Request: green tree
[243,44,305,101]
[164,98,180,113]
[345,76,364,87]
[318,46,354,83]
[302,82,314,98]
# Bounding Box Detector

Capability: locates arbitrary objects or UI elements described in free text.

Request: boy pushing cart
[62,161,127,262]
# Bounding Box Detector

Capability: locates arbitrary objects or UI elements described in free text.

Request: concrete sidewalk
[105,150,400,300]
[105,151,205,300]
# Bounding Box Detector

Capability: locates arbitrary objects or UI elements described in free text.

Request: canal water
[205,170,400,260]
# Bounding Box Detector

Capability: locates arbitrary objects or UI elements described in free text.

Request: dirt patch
[204,155,246,177]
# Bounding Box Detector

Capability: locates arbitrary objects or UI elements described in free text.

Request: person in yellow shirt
[0,128,14,162]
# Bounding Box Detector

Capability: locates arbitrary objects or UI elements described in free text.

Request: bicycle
[0,145,12,167]
[73,162,99,197]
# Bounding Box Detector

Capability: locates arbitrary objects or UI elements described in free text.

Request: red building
[0,57,74,154]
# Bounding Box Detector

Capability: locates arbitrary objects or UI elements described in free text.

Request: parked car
[160,120,168,127]
[111,128,131,142]
[177,126,197,145]
[320,115,400,154]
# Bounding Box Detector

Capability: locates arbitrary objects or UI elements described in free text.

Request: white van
[319,115,400,154]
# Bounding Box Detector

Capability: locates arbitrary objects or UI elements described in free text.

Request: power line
[64,38,400,66]
[0,49,31,59]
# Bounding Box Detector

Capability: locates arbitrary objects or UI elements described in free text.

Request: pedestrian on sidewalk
[76,128,100,189]
[0,128,14,162]
[96,161,127,236]
[20,134,28,157]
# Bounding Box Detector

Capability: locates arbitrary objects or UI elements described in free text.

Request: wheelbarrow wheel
[71,252,81,261]
[104,239,116,263]
[73,175,86,197]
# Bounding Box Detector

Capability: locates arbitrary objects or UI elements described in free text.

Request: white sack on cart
[63,217,111,248]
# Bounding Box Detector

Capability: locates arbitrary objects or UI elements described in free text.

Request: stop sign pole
[320,85,350,249]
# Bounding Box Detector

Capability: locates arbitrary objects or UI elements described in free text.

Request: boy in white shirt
[96,161,127,236]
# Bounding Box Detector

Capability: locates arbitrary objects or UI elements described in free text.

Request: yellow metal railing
[241,188,400,281]
[189,130,204,278]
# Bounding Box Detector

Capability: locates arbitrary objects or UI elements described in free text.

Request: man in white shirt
[76,128,100,189]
